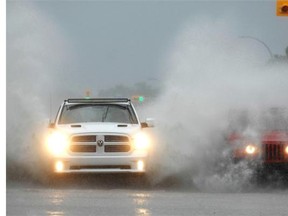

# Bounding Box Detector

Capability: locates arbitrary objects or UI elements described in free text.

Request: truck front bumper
[51,154,147,174]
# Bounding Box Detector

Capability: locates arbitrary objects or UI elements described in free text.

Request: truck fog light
[137,160,145,171]
[285,146,288,155]
[55,161,64,172]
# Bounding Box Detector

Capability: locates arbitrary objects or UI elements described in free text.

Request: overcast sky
[7,0,288,97]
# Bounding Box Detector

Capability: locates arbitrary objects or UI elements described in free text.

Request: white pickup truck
[44,98,153,174]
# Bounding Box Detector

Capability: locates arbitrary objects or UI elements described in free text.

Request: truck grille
[105,145,130,152]
[105,135,129,142]
[70,134,131,153]
[70,165,131,170]
[72,135,96,142]
[263,143,285,161]
[70,145,96,152]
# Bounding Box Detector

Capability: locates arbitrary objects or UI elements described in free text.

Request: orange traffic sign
[276,0,288,16]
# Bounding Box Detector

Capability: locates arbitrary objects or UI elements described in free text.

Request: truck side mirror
[141,118,155,128]
[141,122,148,128]
[48,122,55,128]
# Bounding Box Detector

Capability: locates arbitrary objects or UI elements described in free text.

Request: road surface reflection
[133,193,151,216]
[46,191,65,216]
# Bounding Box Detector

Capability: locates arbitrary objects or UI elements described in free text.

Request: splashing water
[145,18,288,191]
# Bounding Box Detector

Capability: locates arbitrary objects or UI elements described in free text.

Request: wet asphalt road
[6,175,288,216]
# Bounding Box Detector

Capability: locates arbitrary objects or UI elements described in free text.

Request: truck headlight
[133,132,150,151]
[46,131,69,156]
[245,144,257,155]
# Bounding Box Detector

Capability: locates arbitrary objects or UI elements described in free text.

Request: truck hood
[55,122,141,136]
[228,131,288,143]
[262,131,288,142]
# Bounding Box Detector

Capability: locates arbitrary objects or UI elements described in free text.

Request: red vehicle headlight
[245,144,257,155]
[285,146,288,155]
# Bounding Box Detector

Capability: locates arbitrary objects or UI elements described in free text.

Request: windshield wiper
[102,106,109,122]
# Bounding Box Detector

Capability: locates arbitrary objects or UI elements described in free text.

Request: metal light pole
[240,36,274,59]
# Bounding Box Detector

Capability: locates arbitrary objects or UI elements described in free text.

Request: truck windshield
[58,104,138,124]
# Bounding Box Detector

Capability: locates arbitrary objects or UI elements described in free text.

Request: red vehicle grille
[263,143,285,162]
